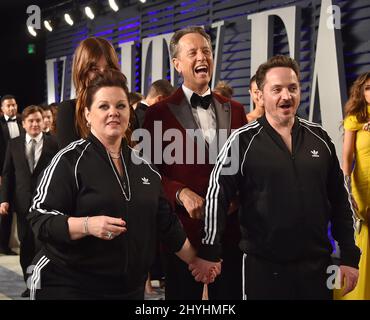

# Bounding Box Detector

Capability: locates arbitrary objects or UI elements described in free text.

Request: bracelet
[83,216,89,235]
[176,188,185,206]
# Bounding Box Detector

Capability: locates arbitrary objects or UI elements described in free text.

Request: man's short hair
[214,81,234,99]
[255,55,300,90]
[22,105,44,121]
[170,26,212,59]
[1,94,16,105]
[128,92,144,106]
[147,79,175,98]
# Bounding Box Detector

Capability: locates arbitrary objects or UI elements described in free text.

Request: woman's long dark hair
[344,72,370,123]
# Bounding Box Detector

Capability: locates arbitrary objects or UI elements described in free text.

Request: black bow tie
[190,93,212,110]
[7,118,16,122]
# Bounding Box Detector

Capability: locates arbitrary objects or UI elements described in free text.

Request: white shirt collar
[26,132,43,144]
[4,115,16,121]
[182,85,211,106]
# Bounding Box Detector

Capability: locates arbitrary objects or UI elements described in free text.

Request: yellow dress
[335,105,370,300]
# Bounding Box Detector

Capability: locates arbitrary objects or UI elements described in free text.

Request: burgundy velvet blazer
[143,87,247,248]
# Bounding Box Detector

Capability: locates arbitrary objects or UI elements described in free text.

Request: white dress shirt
[4,115,20,139]
[182,85,216,143]
[25,132,43,170]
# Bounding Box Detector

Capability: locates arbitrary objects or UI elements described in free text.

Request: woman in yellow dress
[339,71,370,299]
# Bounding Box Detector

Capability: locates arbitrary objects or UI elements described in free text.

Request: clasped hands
[188,257,222,284]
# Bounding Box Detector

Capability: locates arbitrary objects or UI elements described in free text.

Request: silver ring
[107,231,113,240]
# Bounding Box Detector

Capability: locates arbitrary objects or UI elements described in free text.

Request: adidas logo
[311,150,319,158]
[141,177,150,185]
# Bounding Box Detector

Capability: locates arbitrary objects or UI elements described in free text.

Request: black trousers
[36,285,145,300]
[17,212,36,282]
[164,246,243,300]
[31,255,145,300]
[243,254,333,300]
[0,211,13,251]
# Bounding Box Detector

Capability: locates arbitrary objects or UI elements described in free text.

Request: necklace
[107,149,121,159]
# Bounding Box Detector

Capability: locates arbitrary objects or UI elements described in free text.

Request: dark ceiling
[0,0,64,107]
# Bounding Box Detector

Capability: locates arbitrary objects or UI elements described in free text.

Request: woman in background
[56,37,123,148]
[339,71,370,300]
[42,103,57,135]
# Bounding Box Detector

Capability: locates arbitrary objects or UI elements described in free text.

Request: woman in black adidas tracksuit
[27,70,197,300]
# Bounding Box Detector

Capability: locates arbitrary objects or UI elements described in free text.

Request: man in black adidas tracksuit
[192,56,360,300]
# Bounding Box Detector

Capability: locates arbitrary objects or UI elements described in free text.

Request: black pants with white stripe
[242,254,333,300]
[30,252,145,300]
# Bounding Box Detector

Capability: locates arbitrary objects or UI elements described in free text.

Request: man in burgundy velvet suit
[143,26,246,300]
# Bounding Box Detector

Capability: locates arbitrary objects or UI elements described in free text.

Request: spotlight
[108,0,119,12]
[139,0,146,3]
[44,20,53,32]
[27,25,37,37]
[84,6,95,20]
[64,13,74,26]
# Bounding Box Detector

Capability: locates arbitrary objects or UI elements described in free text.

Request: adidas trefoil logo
[311,150,319,158]
[141,177,150,185]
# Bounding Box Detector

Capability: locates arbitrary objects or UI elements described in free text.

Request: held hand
[88,216,127,240]
[179,188,204,220]
[189,257,222,284]
[339,265,359,296]
[0,202,9,215]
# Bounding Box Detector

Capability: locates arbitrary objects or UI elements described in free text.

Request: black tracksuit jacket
[199,115,360,268]
[28,134,186,295]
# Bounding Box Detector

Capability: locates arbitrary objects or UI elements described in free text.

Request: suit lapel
[213,94,231,136]
[167,89,199,132]
[0,116,24,140]
[16,135,32,175]
[16,117,23,135]
[0,117,10,141]
[167,88,212,154]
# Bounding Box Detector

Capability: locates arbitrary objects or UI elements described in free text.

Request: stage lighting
[27,25,37,37]
[139,0,146,3]
[108,0,119,12]
[44,20,53,32]
[84,6,95,20]
[64,13,74,26]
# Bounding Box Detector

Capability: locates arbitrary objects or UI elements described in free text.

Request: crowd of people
[0,25,369,300]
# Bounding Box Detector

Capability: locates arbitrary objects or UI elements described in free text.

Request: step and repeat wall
[45,0,370,154]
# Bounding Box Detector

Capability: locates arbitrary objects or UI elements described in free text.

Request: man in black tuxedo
[135,79,175,128]
[0,94,23,255]
[0,105,58,297]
